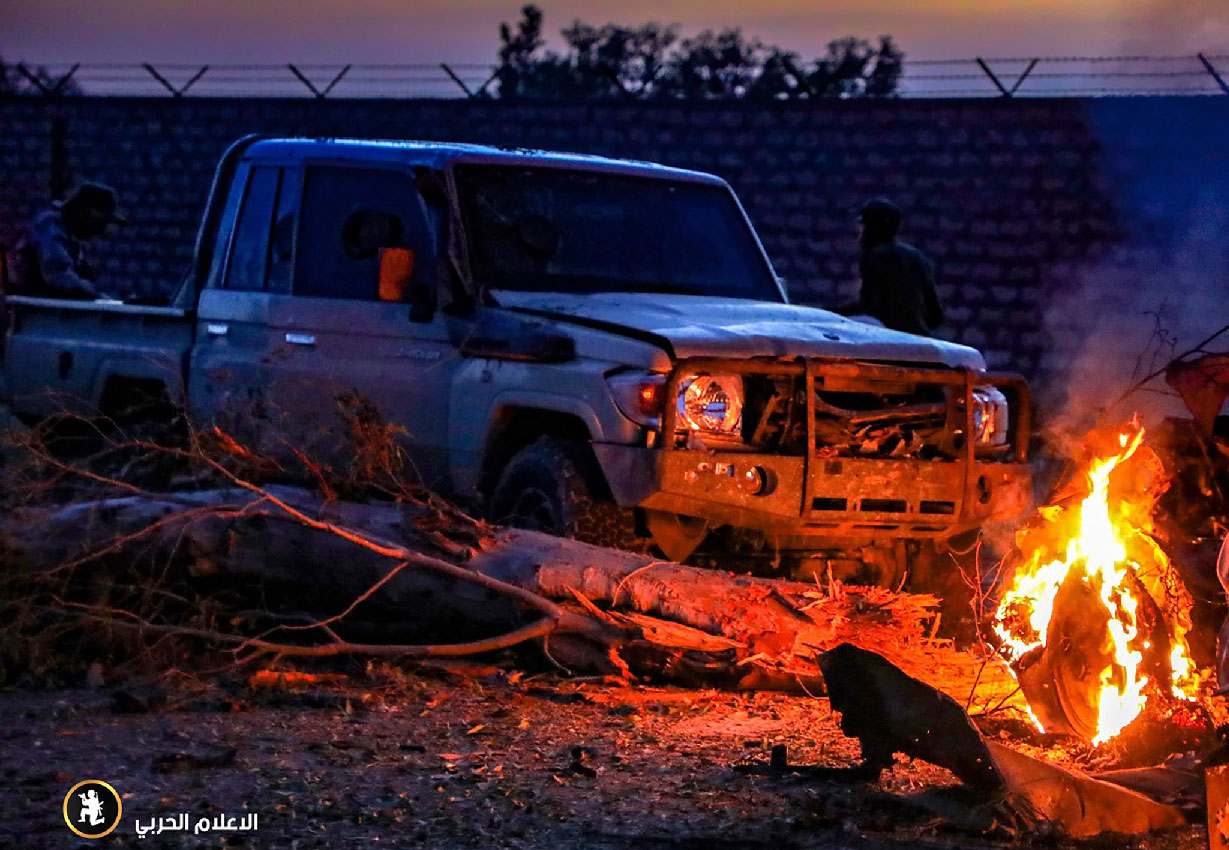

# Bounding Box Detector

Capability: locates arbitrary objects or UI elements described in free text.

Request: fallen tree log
[1,486,1027,713]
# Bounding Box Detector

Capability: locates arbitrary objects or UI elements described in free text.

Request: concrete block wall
[1,95,1224,401]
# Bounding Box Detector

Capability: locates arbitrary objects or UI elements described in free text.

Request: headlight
[971,386,1010,447]
[606,371,745,435]
[677,374,743,434]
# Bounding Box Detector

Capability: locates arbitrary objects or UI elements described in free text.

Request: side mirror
[379,247,436,321]
[378,247,414,303]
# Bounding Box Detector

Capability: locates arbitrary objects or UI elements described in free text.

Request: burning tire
[992,420,1204,747]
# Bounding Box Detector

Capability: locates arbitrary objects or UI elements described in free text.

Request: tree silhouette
[661,28,775,99]
[802,36,904,98]
[495,5,547,99]
[560,20,679,97]
[494,6,903,100]
[497,7,679,99]
[865,37,905,98]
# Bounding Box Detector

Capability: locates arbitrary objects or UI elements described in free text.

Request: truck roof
[242,137,726,185]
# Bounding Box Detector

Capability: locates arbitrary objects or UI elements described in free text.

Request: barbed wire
[4,54,1226,99]
[909,54,1229,65]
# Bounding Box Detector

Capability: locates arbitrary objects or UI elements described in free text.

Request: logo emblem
[63,780,122,839]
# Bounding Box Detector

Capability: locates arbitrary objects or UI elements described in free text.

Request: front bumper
[595,357,1033,543]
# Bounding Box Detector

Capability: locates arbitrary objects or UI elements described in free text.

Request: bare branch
[54,603,562,659]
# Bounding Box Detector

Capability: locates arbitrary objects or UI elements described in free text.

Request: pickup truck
[2,135,1032,589]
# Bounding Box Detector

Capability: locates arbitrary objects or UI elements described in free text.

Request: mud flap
[643,509,708,562]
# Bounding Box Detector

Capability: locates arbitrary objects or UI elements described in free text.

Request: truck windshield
[455,165,781,301]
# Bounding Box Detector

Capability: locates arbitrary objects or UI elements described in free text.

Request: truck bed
[3,296,192,418]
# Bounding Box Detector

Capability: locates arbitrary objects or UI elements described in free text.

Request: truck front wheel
[488,436,642,550]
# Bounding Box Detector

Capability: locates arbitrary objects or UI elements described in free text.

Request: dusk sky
[5,0,1227,68]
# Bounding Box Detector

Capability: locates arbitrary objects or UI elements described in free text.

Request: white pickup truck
[2,135,1031,588]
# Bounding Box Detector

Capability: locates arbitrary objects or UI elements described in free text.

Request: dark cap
[859,198,902,230]
[58,182,127,225]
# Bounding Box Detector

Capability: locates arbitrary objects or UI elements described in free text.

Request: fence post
[15,62,79,97]
[1198,53,1229,95]
[974,58,1011,97]
[288,64,351,99]
[974,58,1040,98]
[143,64,209,98]
[287,64,319,97]
[319,65,351,98]
[440,63,474,98]
[1009,59,1039,95]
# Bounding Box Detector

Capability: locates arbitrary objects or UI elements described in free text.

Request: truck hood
[493,291,986,370]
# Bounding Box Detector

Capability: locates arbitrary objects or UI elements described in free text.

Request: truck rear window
[455,165,781,301]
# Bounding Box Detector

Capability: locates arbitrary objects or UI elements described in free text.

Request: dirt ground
[0,664,1210,850]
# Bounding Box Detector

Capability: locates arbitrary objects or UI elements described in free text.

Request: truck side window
[267,167,302,294]
[204,163,250,290]
[294,166,431,301]
[225,166,280,291]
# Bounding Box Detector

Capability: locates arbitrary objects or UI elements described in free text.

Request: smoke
[1040,189,1229,439]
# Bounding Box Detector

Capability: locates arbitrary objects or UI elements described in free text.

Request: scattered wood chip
[248,670,348,691]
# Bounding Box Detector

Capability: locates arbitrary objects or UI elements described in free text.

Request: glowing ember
[992,419,1200,745]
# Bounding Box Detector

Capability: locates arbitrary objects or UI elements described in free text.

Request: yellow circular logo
[63,780,122,839]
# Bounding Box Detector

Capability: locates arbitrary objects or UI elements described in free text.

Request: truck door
[190,162,291,443]
[261,163,459,493]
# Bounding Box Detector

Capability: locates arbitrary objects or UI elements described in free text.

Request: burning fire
[992,419,1200,745]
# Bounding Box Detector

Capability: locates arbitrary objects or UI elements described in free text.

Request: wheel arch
[478,405,612,504]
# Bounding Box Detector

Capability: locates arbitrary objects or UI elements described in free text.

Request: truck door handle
[285,333,316,346]
[205,323,229,336]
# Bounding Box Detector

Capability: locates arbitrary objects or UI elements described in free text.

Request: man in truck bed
[9,183,126,300]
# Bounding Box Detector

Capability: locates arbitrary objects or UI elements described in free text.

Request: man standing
[10,183,125,300]
[838,198,943,337]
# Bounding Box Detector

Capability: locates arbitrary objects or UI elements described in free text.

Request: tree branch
[53,602,565,659]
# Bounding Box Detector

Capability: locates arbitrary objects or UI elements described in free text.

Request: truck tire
[489,436,642,550]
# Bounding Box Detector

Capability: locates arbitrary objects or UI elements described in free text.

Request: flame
[992,420,1200,745]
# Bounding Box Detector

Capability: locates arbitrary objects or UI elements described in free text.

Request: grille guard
[655,357,1031,530]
